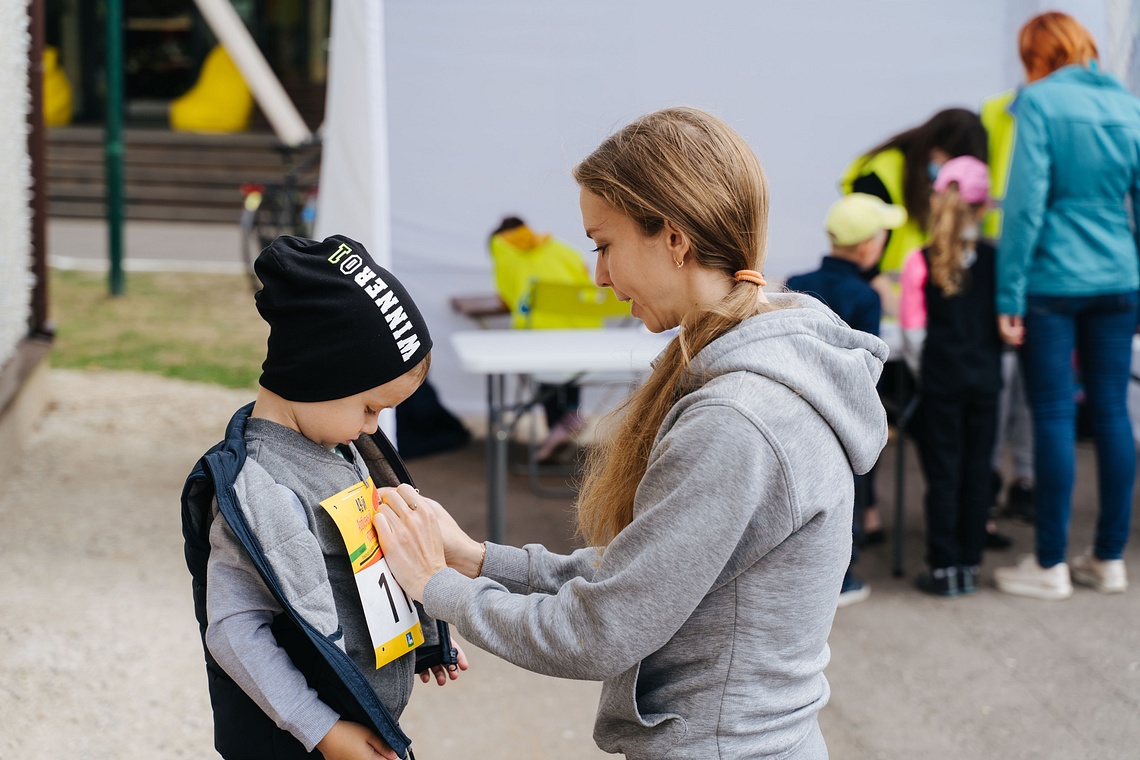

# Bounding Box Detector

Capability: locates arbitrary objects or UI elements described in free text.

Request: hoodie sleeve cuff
[479,542,531,593]
[422,543,532,626]
[422,567,479,626]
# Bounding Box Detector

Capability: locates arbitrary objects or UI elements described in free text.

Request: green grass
[50,269,268,389]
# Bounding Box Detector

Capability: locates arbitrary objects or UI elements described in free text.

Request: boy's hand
[374,484,448,600]
[419,642,470,685]
[315,720,398,760]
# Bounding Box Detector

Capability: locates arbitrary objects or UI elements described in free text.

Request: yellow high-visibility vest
[840,148,927,273]
[981,90,1016,241]
[490,230,601,329]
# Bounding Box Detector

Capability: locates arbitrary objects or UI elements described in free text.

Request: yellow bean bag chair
[169,46,253,133]
[43,46,72,127]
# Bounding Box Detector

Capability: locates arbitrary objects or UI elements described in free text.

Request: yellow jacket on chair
[490,227,602,330]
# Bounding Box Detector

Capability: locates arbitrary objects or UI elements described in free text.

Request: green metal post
[105,0,125,295]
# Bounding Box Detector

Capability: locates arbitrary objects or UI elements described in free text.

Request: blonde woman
[374,108,888,759]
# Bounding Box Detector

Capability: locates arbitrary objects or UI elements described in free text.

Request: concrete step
[45,126,320,223]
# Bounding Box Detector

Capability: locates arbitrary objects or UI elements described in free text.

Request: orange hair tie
[734,269,766,287]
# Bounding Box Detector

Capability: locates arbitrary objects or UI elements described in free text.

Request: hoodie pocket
[599,660,690,753]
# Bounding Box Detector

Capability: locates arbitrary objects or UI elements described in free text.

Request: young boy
[786,193,905,336]
[787,193,906,605]
[182,234,464,760]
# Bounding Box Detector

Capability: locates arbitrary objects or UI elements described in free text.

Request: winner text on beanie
[254,234,433,402]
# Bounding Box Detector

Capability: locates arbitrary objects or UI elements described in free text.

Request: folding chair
[515,281,633,494]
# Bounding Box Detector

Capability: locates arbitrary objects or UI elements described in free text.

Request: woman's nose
[594,255,610,287]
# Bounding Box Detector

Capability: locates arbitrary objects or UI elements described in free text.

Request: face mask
[928,161,942,182]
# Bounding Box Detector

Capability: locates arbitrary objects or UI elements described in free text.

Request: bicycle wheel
[240,187,292,291]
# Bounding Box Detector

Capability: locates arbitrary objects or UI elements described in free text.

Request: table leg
[486,373,508,543]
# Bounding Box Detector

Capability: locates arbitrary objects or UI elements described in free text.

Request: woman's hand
[422,498,486,578]
[998,314,1025,346]
[373,484,448,601]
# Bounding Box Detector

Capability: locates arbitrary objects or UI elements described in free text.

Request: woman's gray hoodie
[424,292,888,759]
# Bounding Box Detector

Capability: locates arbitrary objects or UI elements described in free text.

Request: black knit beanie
[254,234,432,402]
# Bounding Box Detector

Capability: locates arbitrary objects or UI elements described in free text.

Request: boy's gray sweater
[424,293,889,759]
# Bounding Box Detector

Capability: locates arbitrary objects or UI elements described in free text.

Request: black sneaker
[958,565,979,595]
[1005,482,1036,525]
[916,566,960,597]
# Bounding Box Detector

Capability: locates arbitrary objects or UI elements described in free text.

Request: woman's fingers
[373,485,448,600]
[377,484,421,520]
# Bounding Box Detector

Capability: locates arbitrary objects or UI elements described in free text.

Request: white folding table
[451,328,673,542]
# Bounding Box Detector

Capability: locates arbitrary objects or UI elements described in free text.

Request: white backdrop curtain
[319,0,1117,419]
[315,0,398,439]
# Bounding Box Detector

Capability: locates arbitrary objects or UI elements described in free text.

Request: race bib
[319,477,423,669]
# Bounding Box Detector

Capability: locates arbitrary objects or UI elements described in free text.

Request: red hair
[1019,12,1099,82]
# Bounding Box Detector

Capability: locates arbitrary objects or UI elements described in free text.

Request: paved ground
[16,218,1140,757]
[1,367,1138,759]
[48,218,244,273]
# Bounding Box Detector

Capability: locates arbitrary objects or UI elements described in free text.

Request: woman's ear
[662,219,691,262]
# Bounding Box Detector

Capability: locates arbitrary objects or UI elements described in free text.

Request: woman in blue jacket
[994,12,1140,600]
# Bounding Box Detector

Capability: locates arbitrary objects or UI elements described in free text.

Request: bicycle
[239,137,322,290]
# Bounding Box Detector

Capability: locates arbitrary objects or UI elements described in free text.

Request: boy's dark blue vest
[182,403,456,759]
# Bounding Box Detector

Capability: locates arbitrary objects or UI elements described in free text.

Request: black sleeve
[850,173,892,205]
[850,172,894,280]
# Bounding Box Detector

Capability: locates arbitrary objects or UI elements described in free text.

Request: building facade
[46,0,329,129]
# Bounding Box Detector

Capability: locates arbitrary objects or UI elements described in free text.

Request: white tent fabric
[315,0,398,439]
[315,0,391,260]
[319,0,1116,419]
[1105,0,1140,93]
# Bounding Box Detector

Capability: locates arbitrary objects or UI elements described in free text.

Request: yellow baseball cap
[825,193,908,246]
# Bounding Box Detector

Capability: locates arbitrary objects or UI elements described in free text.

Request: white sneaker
[1070,553,1128,594]
[994,554,1073,600]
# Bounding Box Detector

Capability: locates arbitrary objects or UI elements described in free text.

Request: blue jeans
[1020,292,1139,566]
